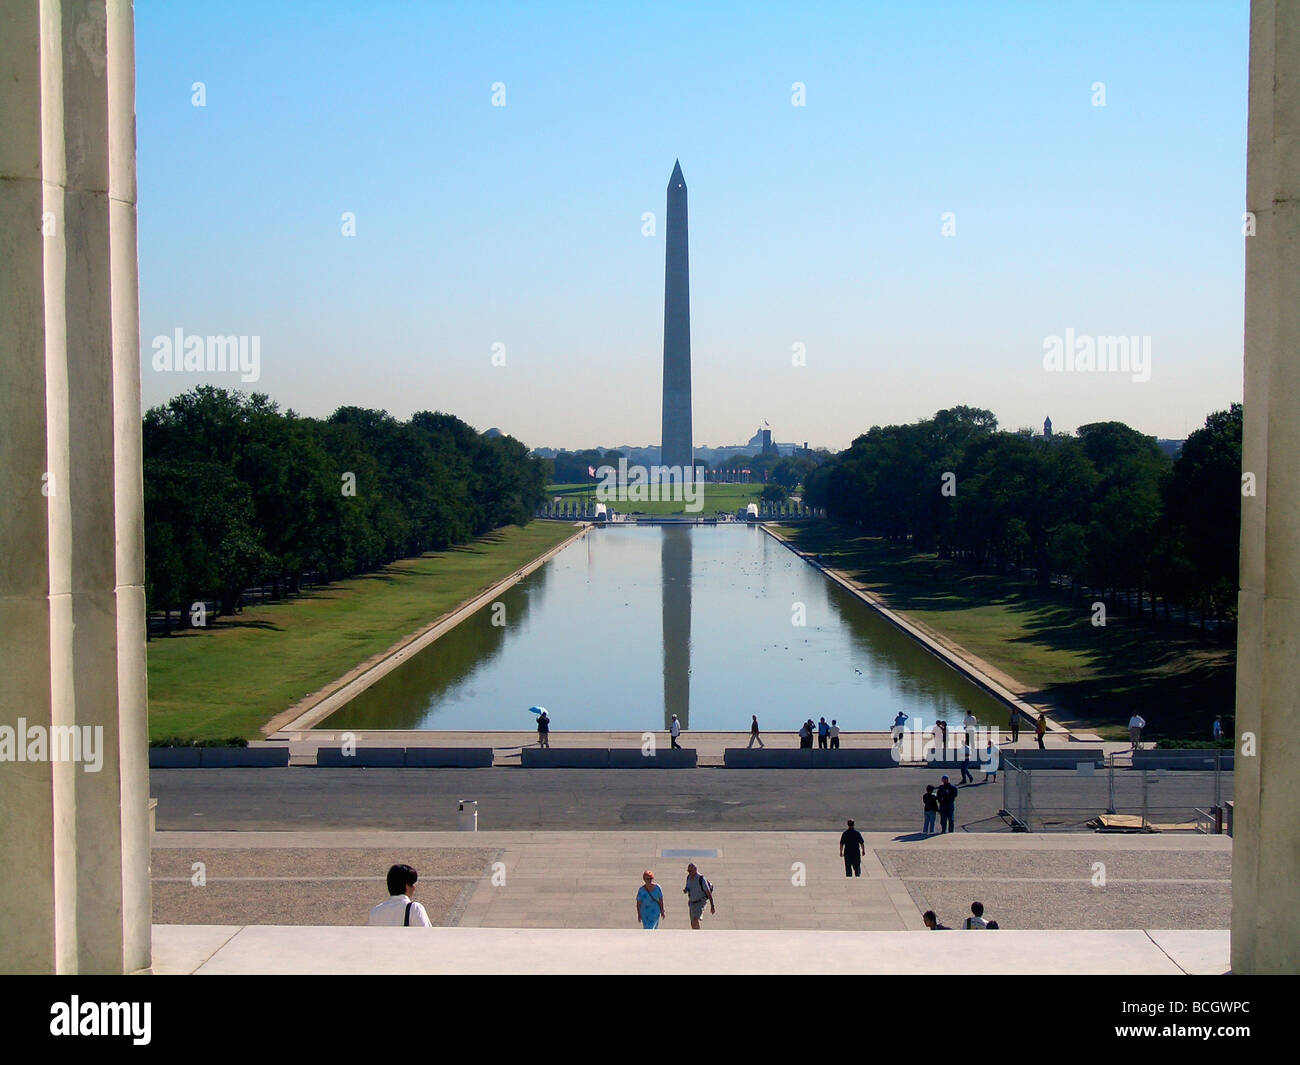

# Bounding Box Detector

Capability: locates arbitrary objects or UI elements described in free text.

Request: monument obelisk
[660,160,693,473]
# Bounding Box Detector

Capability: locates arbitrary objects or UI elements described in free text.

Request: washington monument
[660,160,693,472]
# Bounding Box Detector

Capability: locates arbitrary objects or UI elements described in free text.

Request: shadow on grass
[785,523,1236,737]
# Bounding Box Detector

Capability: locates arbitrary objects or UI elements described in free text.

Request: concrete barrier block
[315,747,406,767]
[1002,748,1105,769]
[815,748,898,768]
[149,747,202,768]
[520,748,610,768]
[724,749,816,768]
[404,747,494,768]
[1133,750,1233,771]
[200,746,290,768]
[608,748,697,768]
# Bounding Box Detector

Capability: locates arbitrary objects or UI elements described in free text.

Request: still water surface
[323,525,1007,732]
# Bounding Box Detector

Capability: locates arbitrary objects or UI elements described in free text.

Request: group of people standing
[797,717,841,749]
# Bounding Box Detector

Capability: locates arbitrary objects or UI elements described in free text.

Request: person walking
[959,743,973,785]
[839,818,865,877]
[367,864,432,927]
[670,713,682,750]
[829,719,841,749]
[982,741,1000,782]
[1008,707,1020,743]
[922,784,939,835]
[747,714,765,748]
[817,717,830,749]
[1212,715,1224,741]
[1128,713,1146,750]
[936,775,958,833]
[536,710,550,749]
[683,863,714,929]
[963,901,989,929]
[635,870,666,930]
[1035,713,1047,750]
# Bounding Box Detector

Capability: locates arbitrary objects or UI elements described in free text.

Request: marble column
[0,0,151,974]
[1233,0,1300,974]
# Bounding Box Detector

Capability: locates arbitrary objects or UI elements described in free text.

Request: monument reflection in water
[323,525,1007,733]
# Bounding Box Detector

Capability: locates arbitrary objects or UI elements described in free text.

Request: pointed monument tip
[669,159,685,188]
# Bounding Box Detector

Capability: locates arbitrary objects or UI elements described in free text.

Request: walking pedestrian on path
[636,870,666,930]
[937,775,958,833]
[748,715,765,748]
[670,714,682,750]
[684,863,715,929]
[839,818,865,877]
[1128,713,1146,750]
[1008,707,1020,743]
[922,785,939,835]
[1035,713,1047,750]
[959,744,974,785]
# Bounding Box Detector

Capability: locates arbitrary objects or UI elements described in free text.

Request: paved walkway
[152,925,1229,975]
[150,765,1230,832]
[152,830,1231,932]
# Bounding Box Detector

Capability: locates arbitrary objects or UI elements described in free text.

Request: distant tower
[660,161,693,473]
[1044,416,1053,439]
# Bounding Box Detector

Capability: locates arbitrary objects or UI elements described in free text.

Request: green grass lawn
[146,522,577,741]
[547,481,764,516]
[776,524,1236,740]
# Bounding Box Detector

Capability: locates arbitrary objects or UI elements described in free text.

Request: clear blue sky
[136,0,1248,451]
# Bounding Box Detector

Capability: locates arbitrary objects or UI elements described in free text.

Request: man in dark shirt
[936,776,958,833]
[839,818,865,877]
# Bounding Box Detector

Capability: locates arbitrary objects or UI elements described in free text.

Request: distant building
[1043,417,1053,439]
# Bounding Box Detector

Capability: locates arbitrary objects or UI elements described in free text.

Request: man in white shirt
[1128,714,1146,750]
[670,714,682,750]
[368,863,432,927]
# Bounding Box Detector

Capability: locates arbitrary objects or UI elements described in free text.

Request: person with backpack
[684,863,715,929]
[963,901,989,929]
[635,870,666,930]
[367,863,432,927]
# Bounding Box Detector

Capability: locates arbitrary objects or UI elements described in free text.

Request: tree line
[803,404,1242,626]
[144,387,548,630]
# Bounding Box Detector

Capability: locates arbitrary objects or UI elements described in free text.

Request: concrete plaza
[151,829,1231,933]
